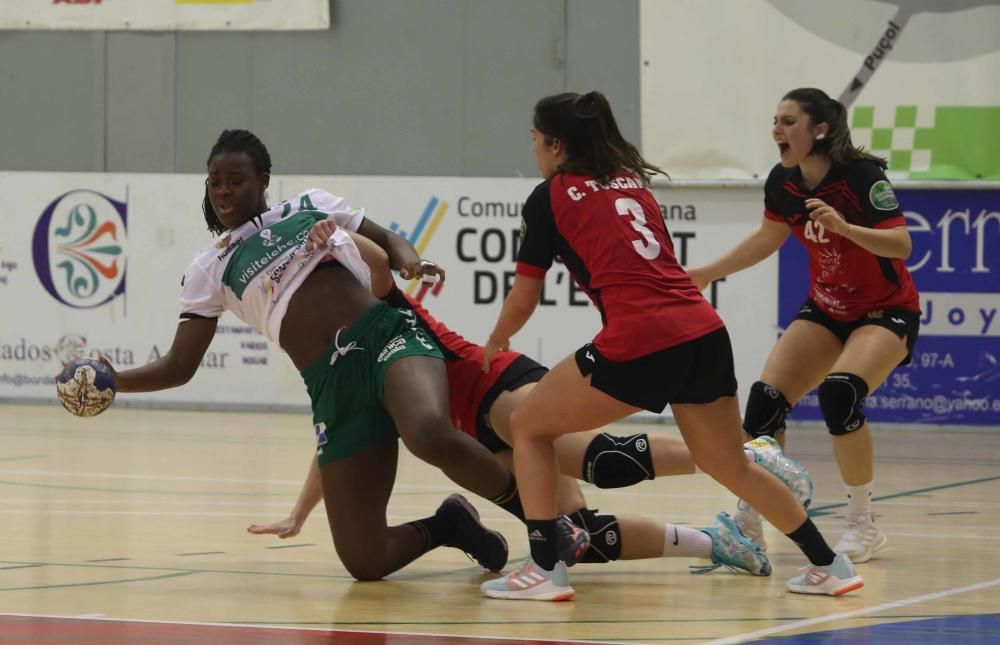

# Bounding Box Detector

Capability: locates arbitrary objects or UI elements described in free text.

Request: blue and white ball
[56,358,117,417]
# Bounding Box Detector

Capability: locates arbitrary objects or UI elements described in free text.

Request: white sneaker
[480,559,574,601]
[744,436,813,508]
[734,500,766,553]
[786,553,864,596]
[834,513,887,563]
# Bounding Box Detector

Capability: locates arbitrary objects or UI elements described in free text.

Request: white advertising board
[1,0,329,31]
[0,173,773,418]
[640,0,1000,180]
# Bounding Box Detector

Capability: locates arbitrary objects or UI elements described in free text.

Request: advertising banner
[779,188,1000,425]
[0,173,773,417]
[1,0,329,31]
[640,0,1000,180]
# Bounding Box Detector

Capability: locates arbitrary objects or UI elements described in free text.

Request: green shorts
[301,302,444,466]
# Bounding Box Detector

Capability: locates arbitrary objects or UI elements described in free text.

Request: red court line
[0,614,616,645]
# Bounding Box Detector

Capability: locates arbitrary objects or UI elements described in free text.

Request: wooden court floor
[2,403,999,644]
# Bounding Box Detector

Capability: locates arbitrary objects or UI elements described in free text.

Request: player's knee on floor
[743,381,791,438]
[582,432,655,488]
[818,372,869,436]
[570,508,622,563]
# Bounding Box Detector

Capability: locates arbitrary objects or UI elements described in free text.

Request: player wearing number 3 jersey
[480,91,861,601]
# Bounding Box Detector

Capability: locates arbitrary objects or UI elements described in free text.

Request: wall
[0,0,640,176]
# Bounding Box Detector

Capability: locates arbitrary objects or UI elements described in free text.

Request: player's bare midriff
[279,263,380,371]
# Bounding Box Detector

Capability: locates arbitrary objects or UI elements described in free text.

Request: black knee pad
[818,372,869,436]
[742,381,791,438]
[570,508,622,563]
[582,432,655,488]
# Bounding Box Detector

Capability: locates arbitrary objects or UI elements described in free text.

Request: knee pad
[818,373,869,436]
[570,508,622,563]
[742,381,791,438]
[582,432,654,488]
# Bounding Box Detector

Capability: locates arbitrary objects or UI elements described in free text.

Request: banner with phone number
[779,188,1000,425]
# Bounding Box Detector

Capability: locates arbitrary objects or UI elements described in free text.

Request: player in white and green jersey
[102,129,523,580]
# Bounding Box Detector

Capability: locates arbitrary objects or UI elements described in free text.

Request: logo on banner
[32,189,127,309]
[850,105,1000,180]
[390,196,449,302]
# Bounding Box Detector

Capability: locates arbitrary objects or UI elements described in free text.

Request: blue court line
[759,612,1000,644]
[809,474,1000,516]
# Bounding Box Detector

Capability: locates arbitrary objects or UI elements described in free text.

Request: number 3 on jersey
[615,197,661,260]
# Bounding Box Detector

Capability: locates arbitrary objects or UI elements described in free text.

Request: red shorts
[446,349,547,452]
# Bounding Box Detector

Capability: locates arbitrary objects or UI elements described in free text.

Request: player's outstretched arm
[247,453,324,539]
[687,217,790,290]
[112,318,218,393]
[483,274,543,372]
[356,218,445,283]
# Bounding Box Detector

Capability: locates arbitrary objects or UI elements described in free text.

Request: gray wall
[0,0,640,176]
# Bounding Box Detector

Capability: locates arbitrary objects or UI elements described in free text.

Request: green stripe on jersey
[221,211,325,299]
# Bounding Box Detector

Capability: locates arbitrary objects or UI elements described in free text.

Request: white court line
[705,577,1000,645]
[0,612,640,645]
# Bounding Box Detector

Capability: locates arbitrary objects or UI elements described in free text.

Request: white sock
[846,482,873,517]
[663,524,713,559]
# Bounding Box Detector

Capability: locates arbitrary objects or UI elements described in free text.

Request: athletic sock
[663,523,713,558]
[405,512,452,552]
[786,518,836,566]
[846,482,873,518]
[526,519,559,570]
[489,474,525,521]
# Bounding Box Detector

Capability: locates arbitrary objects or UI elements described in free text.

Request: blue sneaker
[691,512,771,576]
[745,436,813,508]
[787,553,864,595]
[480,559,574,601]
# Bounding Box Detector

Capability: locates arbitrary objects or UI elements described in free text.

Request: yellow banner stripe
[415,201,448,256]
[405,200,449,296]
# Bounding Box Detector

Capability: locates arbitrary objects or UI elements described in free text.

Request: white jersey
[179,189,372,344]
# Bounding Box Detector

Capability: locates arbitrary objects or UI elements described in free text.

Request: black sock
[406,512,452,552]
[526,519,559,570]
[489,474,525,522]
[786,518,836,566]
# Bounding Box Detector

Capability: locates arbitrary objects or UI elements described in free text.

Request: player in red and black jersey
[480,91,859,601]
[690,88,920,564]
[249,281,781,576]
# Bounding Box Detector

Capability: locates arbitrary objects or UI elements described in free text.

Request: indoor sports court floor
[2,403,999,644]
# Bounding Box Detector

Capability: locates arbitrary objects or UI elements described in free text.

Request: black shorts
[794,299,920,366]
[476,355,549,453]
[574,326,738,413]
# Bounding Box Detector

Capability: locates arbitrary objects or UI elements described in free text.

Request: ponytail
[533,91,668,186]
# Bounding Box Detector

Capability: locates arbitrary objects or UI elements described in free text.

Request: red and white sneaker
[480,559,574,601]
[786,553,864,596]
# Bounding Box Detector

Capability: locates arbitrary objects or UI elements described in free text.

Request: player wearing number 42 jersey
[480,91,859,601]
[689,87,921,566]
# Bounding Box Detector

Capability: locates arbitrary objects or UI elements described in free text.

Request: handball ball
[56,358,117,417]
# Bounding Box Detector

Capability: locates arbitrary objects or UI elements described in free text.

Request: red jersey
[388,289,520,438]
[515,173,722,361]
[764,160,920,320]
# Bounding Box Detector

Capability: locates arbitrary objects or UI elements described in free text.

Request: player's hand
[400,259,446,284]
[247,516,303,539]
[686,266,712,291]
[305,220,339,252]
[482,335,509,373]
[805,198,850,236]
